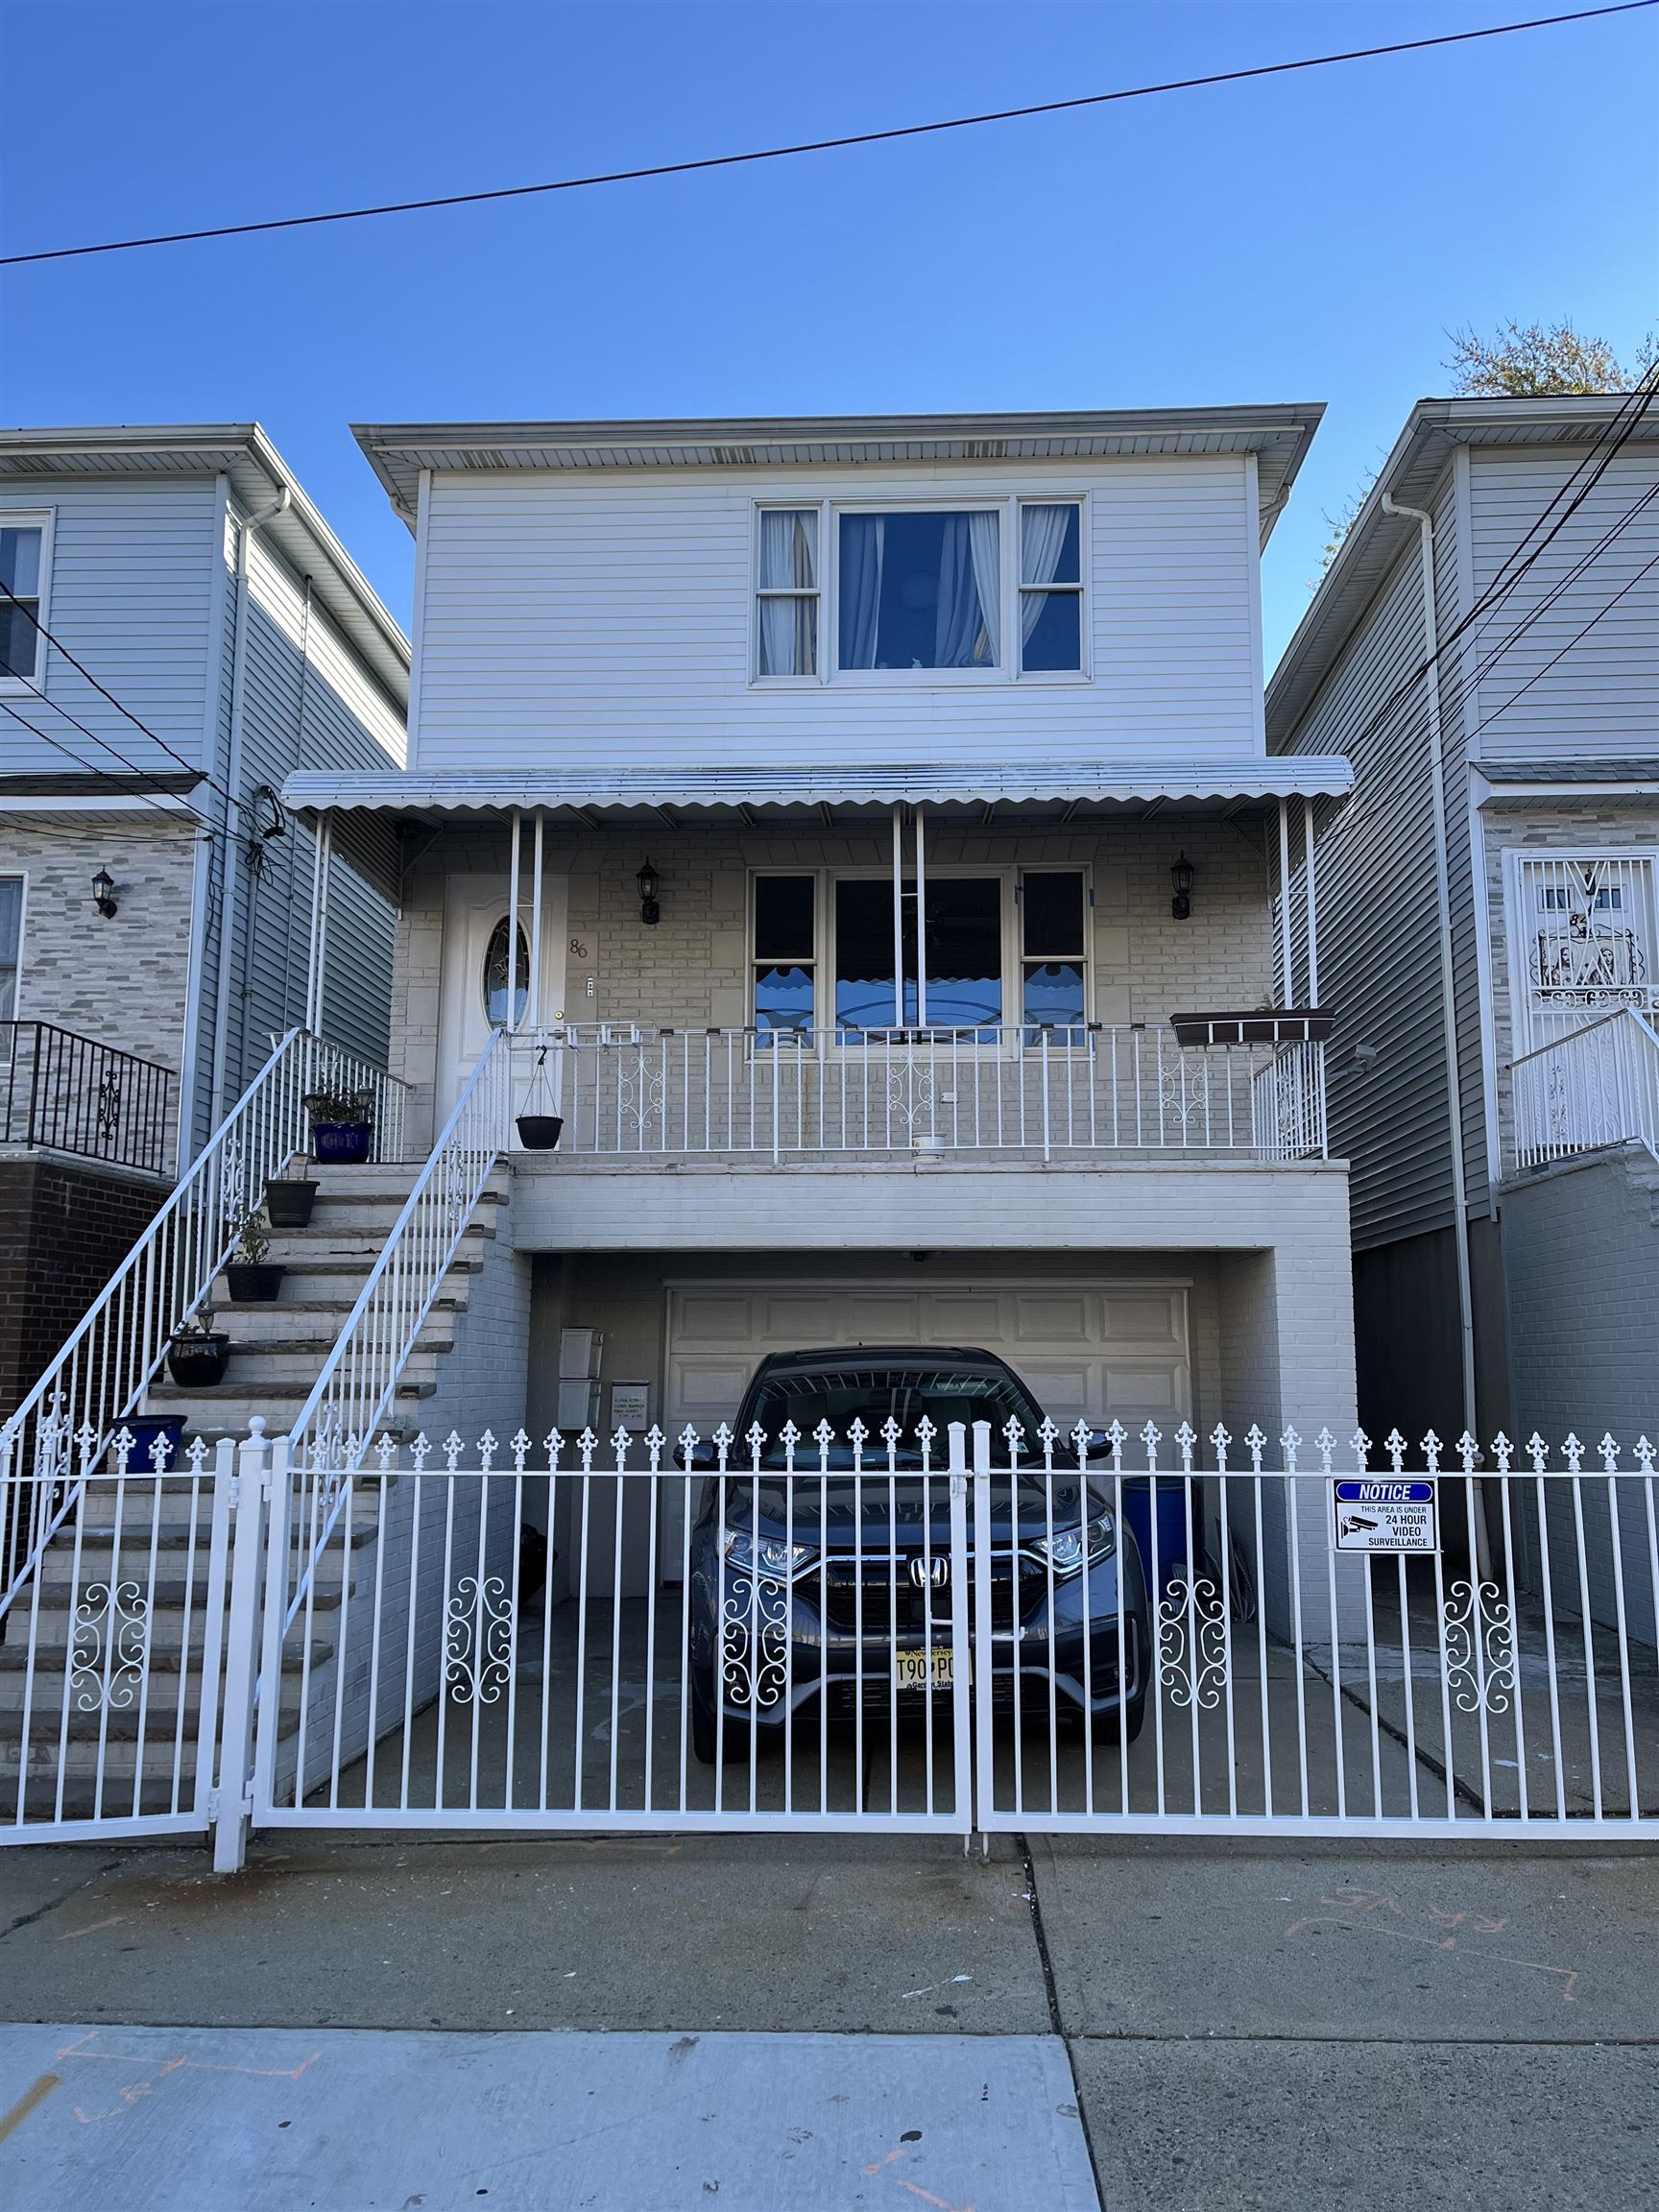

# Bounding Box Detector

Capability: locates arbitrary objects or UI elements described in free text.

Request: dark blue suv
[686,1347,1150,1763]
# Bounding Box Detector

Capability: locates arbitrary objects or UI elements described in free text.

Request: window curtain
[758,510,813,677]
[934,512,1001,668]
[1020,505,1072,644]
[839,514,885,669]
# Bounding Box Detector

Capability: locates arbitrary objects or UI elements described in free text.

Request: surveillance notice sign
[1332,1479,1438,1553]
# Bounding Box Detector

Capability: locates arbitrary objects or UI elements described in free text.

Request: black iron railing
[0,1022,175,1175]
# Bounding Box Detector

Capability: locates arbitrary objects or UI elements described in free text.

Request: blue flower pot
[311,1120,373,1165]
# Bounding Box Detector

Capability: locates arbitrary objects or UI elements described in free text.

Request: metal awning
[283,756,1353,827]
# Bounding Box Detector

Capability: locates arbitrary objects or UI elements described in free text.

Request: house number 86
[569,937,589,959]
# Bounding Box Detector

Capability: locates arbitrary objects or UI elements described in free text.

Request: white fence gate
[8,1416,1659,1857]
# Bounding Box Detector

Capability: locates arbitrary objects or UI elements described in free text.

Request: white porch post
[508,806,522,1033]
[529,808,544,1028]
[891,803,904,1028]
[914,801,928,1028]
[304,809,333,1034]
[1277,798,1294,1006]
[1303,799,1320,1004]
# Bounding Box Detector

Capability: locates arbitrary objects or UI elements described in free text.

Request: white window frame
[0,509,55,695]
[0,871,25,1027]
[747,861,1093,1047]
[751,503,828,684]
[747,494,1089,689]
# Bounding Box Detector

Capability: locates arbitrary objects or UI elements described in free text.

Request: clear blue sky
[2,0,1654,669]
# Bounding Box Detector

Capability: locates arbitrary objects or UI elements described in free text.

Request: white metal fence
[9,1414,1659,1857]
[1509,1005,1659,1173]
[515,1025,1328,1162]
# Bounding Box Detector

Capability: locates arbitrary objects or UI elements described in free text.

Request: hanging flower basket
[516,1044,564,1151]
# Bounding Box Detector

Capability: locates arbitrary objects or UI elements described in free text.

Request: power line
[1464,545,1659,746]
[2,2,1651,269]
[0,697,219,837]
[0,579,251,826]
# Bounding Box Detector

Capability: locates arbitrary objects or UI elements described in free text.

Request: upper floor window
[756,509,819,677]
[839,510,1000,672]
[0,519,49,687]
[1019,503,1083,673]
[753,498,1084,683]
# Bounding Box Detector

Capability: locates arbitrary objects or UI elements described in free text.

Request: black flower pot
[265,1177,319,1228]
[517,1115,565,1151]
[166,1334,230,1388]
[311,1120,373,1165]
[226,1262,284,1303]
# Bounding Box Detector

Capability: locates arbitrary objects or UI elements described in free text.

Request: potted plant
[166,1310,230,1388]
[304,1084,375,1166]
[225,1210,284,1302]
[120,1414,186,1471]
[264,1168,319,1228]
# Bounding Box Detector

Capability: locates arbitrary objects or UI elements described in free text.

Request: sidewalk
[2,1830,1657,2208]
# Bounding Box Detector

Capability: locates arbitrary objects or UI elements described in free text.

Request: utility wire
[1323,364,1659,764]
[0,580,252,826]
[1464,545,1659,747]
[0,697,219,836]
[1,2,1651,268]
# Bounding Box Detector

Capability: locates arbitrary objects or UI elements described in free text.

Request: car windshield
[742,1361,1045,1467]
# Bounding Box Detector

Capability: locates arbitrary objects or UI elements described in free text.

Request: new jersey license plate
[893,1647,954,1690]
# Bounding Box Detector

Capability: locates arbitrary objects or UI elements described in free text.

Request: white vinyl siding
[410,456,1262,770]
[1466,444,1659,759]
[0,481,218,775]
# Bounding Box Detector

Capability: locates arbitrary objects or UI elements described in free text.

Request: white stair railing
[285,1026,513,1479]
[1509,1007,1659,1174]
[0,1029,407,1612]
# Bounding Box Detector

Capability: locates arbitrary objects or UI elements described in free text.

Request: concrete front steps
[145,1163,510,1446]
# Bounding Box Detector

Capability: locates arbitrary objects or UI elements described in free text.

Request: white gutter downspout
[209,486,291,1127]
[1382,493,1480,1464]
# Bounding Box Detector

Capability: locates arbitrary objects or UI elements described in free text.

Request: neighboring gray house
[0,424,408,1413]
[1267,393,1659,1449]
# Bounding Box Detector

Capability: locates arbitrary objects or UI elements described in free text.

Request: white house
[271,406,1358,1464]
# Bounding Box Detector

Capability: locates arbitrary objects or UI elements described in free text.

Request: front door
[437,873,569,1127]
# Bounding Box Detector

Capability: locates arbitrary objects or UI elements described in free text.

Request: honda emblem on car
[909,1554,950,1590]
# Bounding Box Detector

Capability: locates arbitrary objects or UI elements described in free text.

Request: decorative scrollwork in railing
[68,1579,149,1713]
[445,1575,514,1704]
[616,1058,666,1140]
[1443,1578,1517,1715]
[1157,1574,1227,1710]
[721,1573,791,1712]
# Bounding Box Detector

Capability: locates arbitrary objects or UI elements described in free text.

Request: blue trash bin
[1121,1475,1190,1599]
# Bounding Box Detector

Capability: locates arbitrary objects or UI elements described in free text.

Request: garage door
[664,1279,1191,1436]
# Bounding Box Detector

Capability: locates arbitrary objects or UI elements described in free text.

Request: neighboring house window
[755,511,819,677]
[0,877,20,1022]
[482,917,530,1027]
[838,510,1000,672]
[1019,503,1084,672]
[753,875,816,1034]
[1512,853,1656,1051]
[1020,870,1089,1038]
[0,518,49,686]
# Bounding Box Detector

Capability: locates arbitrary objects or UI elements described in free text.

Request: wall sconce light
[1169,853,1194,922]
[91,866,118,920]
[636,857,661,926]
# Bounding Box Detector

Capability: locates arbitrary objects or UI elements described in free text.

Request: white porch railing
[515,1024,1329,1163]
[1509,1006,1659,1174]
[284,1024,512,1478]
[0,1029,406,1611]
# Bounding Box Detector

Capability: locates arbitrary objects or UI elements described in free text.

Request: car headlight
[1027,1508,1116,1577]
[722,1527,819,1579]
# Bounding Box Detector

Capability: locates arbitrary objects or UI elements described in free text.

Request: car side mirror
[684,1438,718,1471]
